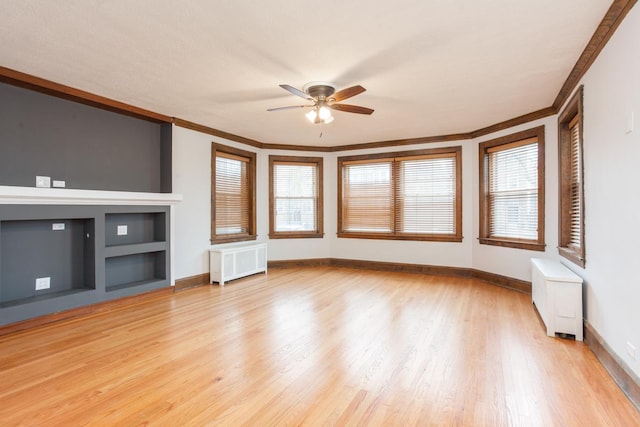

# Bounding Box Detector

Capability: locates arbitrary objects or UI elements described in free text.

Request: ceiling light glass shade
[305,109,318,123]
[318,106,332,120]
[323,115,334,124]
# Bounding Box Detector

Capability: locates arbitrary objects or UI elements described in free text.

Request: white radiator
[531,258,583,340]
[209,243,267,286]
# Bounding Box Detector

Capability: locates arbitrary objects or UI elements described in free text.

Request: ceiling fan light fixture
[318,106,332,121]
[272,82,371,124]
[305,109,318,123]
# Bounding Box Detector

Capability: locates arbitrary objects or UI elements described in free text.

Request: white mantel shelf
[0,185,182,205]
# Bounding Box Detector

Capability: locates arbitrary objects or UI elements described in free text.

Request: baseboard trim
[268,258,531,294]
[268,258,333,268]
[471,269,531,294]
[175,273,211,291]
[0,286,174,337]
[584,322,640,411]
[329,258,472,278]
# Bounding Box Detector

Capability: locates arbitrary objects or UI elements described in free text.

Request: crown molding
[0,66,172,124]
[553,0,637,111]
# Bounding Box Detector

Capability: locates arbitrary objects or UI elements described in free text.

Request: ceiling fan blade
[267,105,312,112]
[331,85,366,102]
[330,103,374,115]
[279,84,311,100]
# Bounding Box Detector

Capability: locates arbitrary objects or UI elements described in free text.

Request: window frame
[478,126,545,251]
[558,86,585,267]
[268,155,324,239]
[337,146,462,242]
[211,142,257,244]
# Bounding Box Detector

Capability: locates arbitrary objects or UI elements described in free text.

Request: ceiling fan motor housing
[303,82,336,99]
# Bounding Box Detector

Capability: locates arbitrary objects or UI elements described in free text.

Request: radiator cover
[209,243,267,286]
[531,258,584,340]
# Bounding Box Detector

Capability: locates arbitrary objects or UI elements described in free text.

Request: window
[338,146,462,241]
[269,156,323,238]
[211,143,256,243]
[479,126,545,251]
[558,86,585,267]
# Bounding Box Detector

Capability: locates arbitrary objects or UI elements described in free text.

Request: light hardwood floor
[1,267,638,426]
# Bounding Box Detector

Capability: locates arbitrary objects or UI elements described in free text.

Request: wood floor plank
[0,266,638,426]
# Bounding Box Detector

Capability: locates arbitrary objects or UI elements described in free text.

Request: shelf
[104,242,167,258]
[0,288,92,309]
[105,278,167,293]
[105,251,167,291]
[0,185,182,205]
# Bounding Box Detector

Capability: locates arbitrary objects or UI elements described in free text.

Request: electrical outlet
[117,225,128,236]
[52,223,65,231]
[627,342,637,360]
[52,180,66,188]
[36,176,51,188]
[35,277,51,290]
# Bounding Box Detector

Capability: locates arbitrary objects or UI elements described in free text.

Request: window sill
[479,237,545,251]
[269,232,325,239]
[338,232,462,242]
[558,246,585,268]
[211,234,257,245]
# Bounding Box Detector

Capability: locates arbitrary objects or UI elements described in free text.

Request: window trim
[558,86,585,267]
[268,155,324,239]
[337,146,462,242]
[478,126,545,251]
[211,142,257,244]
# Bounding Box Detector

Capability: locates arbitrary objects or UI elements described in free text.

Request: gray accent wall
[0,82,171,193]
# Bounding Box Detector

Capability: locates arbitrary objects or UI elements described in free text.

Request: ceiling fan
[267,82,374,124]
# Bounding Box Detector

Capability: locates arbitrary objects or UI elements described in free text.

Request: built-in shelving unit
[0,189,180,326]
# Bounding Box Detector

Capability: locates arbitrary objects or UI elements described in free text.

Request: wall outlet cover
[52,223,65,231]
[117,225,128,236]
[35,277,51,290]
[36,176,51,188]
[627,341,637,360]
[52,180,66,188]
[625,111,635,134]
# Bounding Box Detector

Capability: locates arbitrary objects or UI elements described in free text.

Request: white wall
[172,126,264,279]
[565,5,640,378]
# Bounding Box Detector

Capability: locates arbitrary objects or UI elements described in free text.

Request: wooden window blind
[558,86,585,266]
[211,143,256,243]
[338,147,462,242]
[269,156,323,238]
[567,116,582,249]
[479,126,545,251]
[342,159,394,233]
[397,154,457,235]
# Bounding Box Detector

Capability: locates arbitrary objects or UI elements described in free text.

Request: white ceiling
[0,0,612,147]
